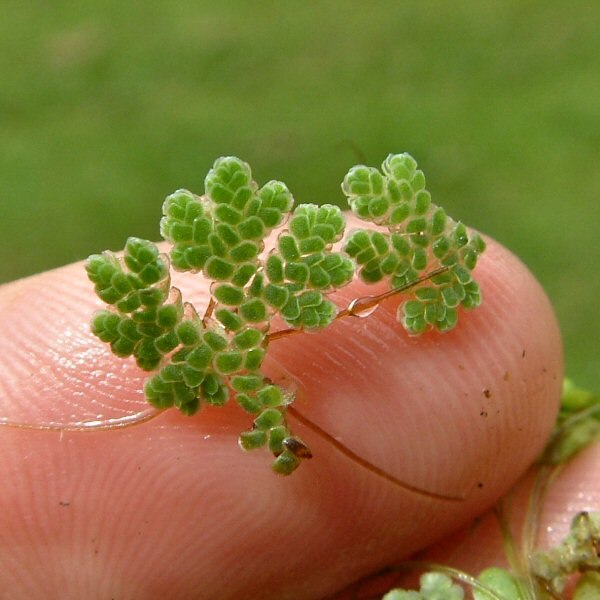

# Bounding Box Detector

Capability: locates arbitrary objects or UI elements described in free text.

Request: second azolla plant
[86,153,486,474]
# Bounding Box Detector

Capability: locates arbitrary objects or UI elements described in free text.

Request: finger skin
[0,236,562,599]
[375,442,600,596]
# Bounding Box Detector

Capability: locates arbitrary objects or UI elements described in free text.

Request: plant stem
[267,266,449,343]
[202,297,216,327]
[287,403,463,501]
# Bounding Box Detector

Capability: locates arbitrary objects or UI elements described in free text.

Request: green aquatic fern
[342,153,485,334]
[383,572,466,599]
[87,153,485,474]
[530,511,600,598]
[266,203,354,329]
[87,238,176,372]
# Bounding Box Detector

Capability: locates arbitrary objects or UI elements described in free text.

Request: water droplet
[348,296,379,318]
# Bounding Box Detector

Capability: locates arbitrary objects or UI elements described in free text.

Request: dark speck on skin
[477,482,484,489]
[480,411,488,417]
[59,501,70,507]
[483,389,492,398]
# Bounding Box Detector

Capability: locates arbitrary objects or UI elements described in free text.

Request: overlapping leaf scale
[231,359,305,473]
[203,157,292,295]
[87,237,168,308]
[157,162,271,396]
[87,238,182,371]
[142,309,291,420]
[161,156,292,281]
[143,314,236,415]
[159,190,212,272]
[158,157,307,470]
[342,153,486,334]
[218,277,295,462]
[201,158,295,424]
[162,157,288,334]
[214,293,303,473]
[236,383,307,474]
[262,204,355,330]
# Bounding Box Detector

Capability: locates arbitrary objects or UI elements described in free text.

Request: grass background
[1,1,598,388]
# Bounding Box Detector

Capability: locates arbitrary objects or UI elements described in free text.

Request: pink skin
[0,232,565,599]
[411,443,600,581]
[340,443,600,598]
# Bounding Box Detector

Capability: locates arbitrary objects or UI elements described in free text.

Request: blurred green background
[1,1,598,387]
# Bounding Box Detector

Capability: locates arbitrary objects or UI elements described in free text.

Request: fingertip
[400,442,600,586]
[267,234,562,522]
[0,231,565,598]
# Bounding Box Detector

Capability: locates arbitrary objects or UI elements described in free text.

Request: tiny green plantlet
[86,153,486,475]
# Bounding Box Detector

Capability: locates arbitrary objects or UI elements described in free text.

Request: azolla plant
[86,153,486,474]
